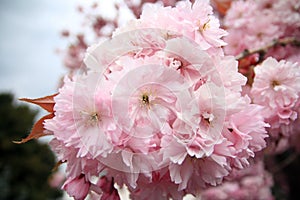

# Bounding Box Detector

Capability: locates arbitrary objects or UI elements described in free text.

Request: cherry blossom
[18,0,300,199]
[62,175,91,200]
[251,57,300,152]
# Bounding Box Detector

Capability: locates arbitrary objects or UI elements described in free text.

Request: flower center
[142,94,150,105]
[140,92,152,109]
[202,112,214,124]
[90,113,99,122]
[199,20,210,33]
[271,80,280,88]
[170,58,183,70]
[80,111,100,127]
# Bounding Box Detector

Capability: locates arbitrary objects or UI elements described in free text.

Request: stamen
[202,112,214,124]
[271,80,280,88]
[80,111,100,126]
[142,94,150,105]
[199,20,210,33]
[170,59,182,70]
[140,91,153,110]
[90,113,99,122]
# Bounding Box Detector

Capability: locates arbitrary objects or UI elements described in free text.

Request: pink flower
[45,74,114,159]
[251,57,300,152]
[214,56,247,92]
[112,65,184,131]
[271,0,300,31]
[97,176,121,200]
[201,161,274,200]
[224,0,257,29]
[226,104,269,168]
[163,37,219,86]
[49,139,105,180]
[62,35,88,71]
[223,30,248,56]
[251,58,300,125]
[158,55,267,192]
[62,175,91,200]
[128,171,185,200]
[117,0,227,51]
[223,0,299,63]
[39,1,270,198]
[168,152,232,192]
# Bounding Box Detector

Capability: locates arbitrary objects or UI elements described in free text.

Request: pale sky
[0,0,91,99]
[0,0,134,101]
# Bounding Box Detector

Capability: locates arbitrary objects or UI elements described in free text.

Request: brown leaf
[211,0,232,15]
[19,93,58,113]
[13,113,54,144]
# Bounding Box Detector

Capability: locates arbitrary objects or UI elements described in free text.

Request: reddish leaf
[13,113,54,144]
[19,93,58,113]
[211,0,232,15]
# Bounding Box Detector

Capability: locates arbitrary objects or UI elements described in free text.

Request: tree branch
[236,37,300,62]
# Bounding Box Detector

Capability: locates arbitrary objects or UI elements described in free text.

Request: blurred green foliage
[0,93,63,200]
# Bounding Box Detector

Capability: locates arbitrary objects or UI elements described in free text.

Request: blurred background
[0,0,82,99]
[0,0,92,199]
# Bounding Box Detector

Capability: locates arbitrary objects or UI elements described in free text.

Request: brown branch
[236,37,300,62]
[267,152,299,174]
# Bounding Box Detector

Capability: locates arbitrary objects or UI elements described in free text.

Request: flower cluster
[19,0,300,199]
[223,0,300,153]
[224,0,300,63]
[200,160,274,200]
[33,0,268,199]
[251,57,300,153]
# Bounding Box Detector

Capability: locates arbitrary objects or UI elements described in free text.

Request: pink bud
[62,175,91,200]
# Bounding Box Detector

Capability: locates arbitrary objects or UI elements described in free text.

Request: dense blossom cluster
[224,0,300,63]
[19,0,300,199]
[201,160,274,200]
[222,0,300,154]
[44,1,270,198]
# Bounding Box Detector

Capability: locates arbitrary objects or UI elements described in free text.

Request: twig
[236,37,300,62]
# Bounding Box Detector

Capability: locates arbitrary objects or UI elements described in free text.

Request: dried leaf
[211,0,232,15]
[19,93,58,112]
[13,113,54,144]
